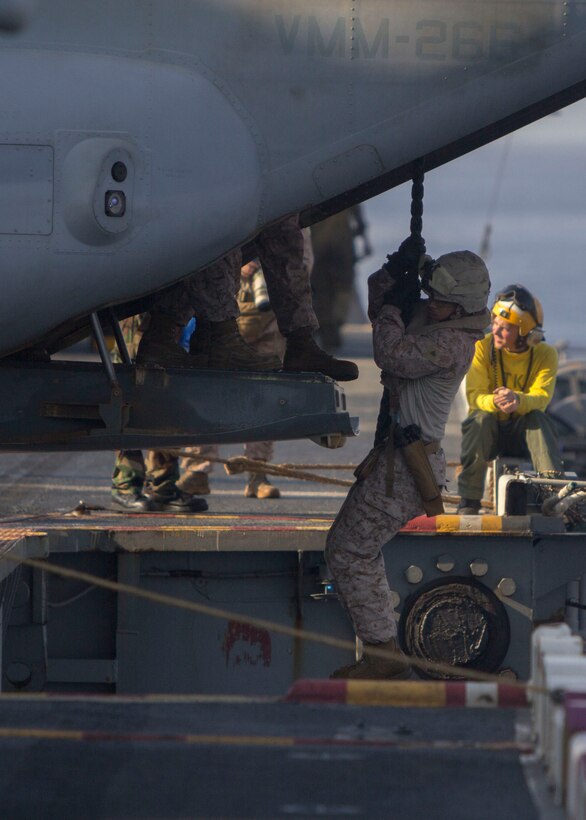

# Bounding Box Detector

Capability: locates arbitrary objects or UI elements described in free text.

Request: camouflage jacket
[373,302,489,442]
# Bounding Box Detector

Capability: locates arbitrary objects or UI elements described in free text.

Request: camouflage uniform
[254,216,318,335]
[155,250,242,326]
[180,262,286,481]
[112,448,182,495]
[154,216,317,335]
[325,302,487,644]
[111,314,184,498]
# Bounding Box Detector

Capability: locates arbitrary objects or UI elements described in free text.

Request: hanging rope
[373,159,426,449]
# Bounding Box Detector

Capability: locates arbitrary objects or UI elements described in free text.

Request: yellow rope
[195,455,495,508]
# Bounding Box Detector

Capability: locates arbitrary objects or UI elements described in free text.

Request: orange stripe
[0,727,83,741]
[435,516,462,533]
[481,515,503,532]
[347,681,447,707]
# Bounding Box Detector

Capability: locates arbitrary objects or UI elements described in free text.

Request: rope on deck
[198,455,494,509]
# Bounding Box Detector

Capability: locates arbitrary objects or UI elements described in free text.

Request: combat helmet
[421,250,491,314]
[491,284,545,346]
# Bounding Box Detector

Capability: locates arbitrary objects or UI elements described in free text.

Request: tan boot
[283,327,358,381]
[178,471,211,496]
[244,472,281,499]
[330,638,411,680]
[136,312,207,368]
[207,319,281,371]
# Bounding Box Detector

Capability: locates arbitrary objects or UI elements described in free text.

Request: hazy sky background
[355,98,586,349]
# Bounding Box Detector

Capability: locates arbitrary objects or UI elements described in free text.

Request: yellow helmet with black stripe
[492,285,544,345]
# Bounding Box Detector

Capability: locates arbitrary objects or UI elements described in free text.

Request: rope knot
[223,456,249,476]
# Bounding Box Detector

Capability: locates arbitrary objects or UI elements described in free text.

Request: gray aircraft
[0,0,585,449]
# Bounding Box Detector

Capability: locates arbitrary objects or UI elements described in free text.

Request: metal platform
[0,360,357,451]
[0,510,581,694]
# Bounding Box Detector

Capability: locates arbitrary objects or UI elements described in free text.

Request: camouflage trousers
[112,442,275,495]
[112,449,180,498]
[325,446,445,645]
[111,306,284,494]
[237,307,286,360]
[154,216,318,335]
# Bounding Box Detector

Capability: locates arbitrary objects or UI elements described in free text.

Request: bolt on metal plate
[470,558,489,577]
[405,565,423,584]
[436,554,455,572]
[497,577,517,597]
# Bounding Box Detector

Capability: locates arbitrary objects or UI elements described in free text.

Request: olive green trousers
[458,410,563,501]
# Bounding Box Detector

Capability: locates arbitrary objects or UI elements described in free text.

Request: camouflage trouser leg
[178,445,219,488]
[112,450,146,495]
[154,250,242,325]
[144,450,180,498]
[244,440,274,463]
[325,447,445,644]
[236,311,286,360]
[256,216,319,335]
[112,315,146,363]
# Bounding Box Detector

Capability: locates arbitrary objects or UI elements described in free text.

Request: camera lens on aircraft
[105,190,126,218]
[111,161,128,182]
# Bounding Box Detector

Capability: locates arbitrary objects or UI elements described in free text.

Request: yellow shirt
[466,333,558,420]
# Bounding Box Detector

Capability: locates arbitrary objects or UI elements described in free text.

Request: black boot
[111,490,153,513]
[150,489,209,513]
[189,319,212,360]
[136,312,206,368]
[207,319,281,371]
[283,327,358,381]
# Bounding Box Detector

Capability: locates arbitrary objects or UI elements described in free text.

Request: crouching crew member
[457,285,563,514]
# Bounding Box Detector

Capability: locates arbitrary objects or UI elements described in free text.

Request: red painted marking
[401,516,436,532]
[445,683,466,706]
[285,679,347,704]
[221,621,272,669]
[497,685,528,708]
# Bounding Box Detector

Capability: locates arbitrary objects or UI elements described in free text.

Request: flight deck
[0,331,567,818]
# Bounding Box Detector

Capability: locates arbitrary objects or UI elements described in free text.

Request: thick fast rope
[209,455,354,488]
[194,455,494,509]
[373,161,425,455]
[0,543,540,692]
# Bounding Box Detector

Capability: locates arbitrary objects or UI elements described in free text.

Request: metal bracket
[89,311,129,433]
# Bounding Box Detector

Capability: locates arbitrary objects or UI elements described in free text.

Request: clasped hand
[367,265,398,321]
[493,386,519,413]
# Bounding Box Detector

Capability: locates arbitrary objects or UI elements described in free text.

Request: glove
[367,264,400,321]
[382,250,405,278]
[383,270,422,321]
[383,284,411,313]
[397,234,426,270]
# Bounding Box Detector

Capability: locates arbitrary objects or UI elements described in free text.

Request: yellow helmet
[491,285,544,345]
